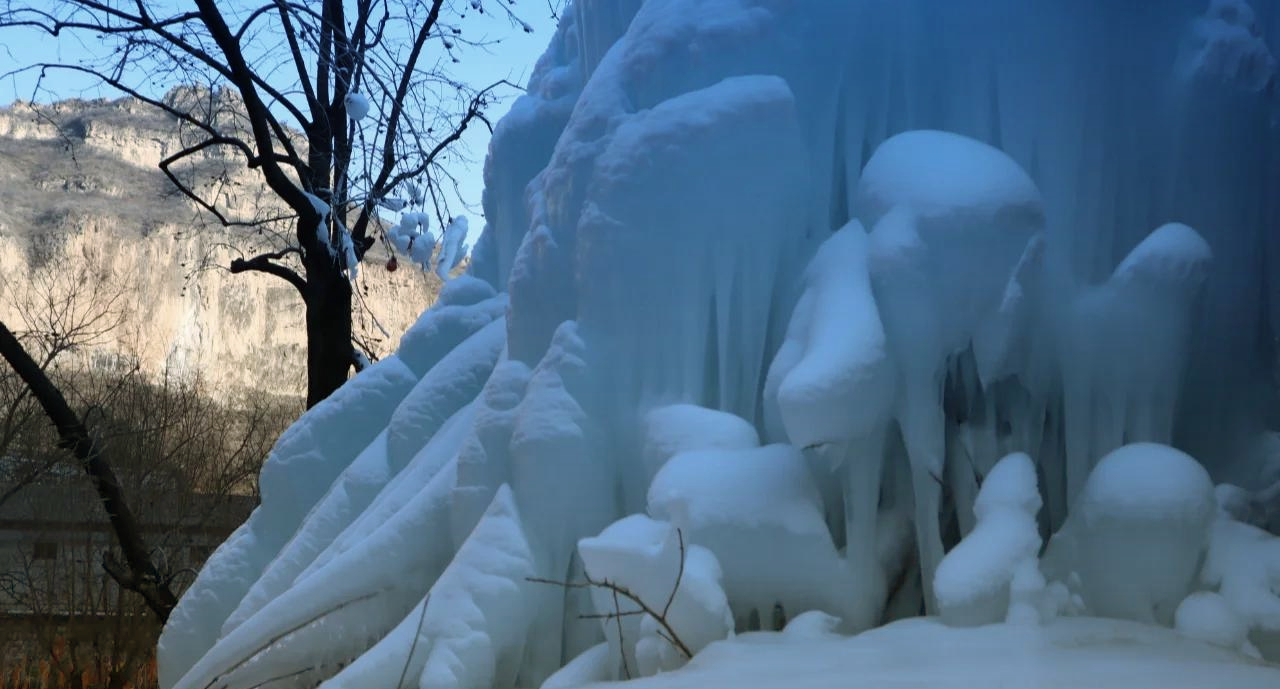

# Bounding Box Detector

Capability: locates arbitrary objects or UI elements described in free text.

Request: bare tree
[0,0,526,407]
[0,247,126,508]
[0,370,289,689]
[0,318,182,621]
[0,245,293,625]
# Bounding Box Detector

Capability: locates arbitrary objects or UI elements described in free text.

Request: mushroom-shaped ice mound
[850,129,1046,613]
[855,129,1044,232]
[934,452,1044,627]
[1044,443,1216,624]
[856,129,1045,353]
[647,444,864,630]
[1061,223,1213,503]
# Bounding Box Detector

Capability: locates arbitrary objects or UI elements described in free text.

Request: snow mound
[782,611,843,639]
[1078,443,1215,525]
[935,453,1044,627]
[397,293,507,377]
[387,317,506,472]
[1044,443,1216,625]
[858,130,1045,353]
[1202,511,1280,639]
[1175,591,1254,655]
[648,444,859,631]
[641,404,759,484]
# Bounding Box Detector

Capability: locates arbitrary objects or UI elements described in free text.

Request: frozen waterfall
[159,1,1280,688]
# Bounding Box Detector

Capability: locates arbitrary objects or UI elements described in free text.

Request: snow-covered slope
[158,1,1280,688]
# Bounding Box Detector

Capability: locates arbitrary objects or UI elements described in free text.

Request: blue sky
[0,1,562,247]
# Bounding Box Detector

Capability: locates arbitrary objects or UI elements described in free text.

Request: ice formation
[648,443,868,631]
[436,217,470,279]
[1043,443,1216,625]
[1175,592,1256,656]
[159,1,1280,688]
[344,92,370,121]
[934,452,1045,627]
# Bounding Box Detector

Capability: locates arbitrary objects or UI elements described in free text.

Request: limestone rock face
[0,95,441,400]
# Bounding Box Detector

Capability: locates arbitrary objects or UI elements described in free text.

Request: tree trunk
[0,321,177,621]
[304,258,354,408]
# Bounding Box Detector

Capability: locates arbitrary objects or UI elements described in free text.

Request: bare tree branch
[0,0,529,407]
[230,247,307,294]
[527,529,694,661]
[0,320,177,622]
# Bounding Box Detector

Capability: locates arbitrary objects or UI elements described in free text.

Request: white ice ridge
[160,1,1280,688]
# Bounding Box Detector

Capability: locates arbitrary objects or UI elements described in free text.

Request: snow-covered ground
[574,617,1280,689]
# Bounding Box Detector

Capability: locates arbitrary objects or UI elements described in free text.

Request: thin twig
[396,593,431,689]
[612,587,631,680]
[199,591,380,689]
[526,529,694,661]
[662,529,685,619]
[578,610,645,621]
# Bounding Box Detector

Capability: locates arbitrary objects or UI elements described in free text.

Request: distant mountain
[0,93,441,401]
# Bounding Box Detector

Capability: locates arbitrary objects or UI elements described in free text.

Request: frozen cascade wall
[158,1,1280,688]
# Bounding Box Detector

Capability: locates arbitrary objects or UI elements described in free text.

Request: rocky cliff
[0,95,441,401]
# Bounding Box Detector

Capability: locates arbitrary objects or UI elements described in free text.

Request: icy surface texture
[160,0,1280,686]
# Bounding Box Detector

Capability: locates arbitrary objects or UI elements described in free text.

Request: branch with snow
[529,529,695,662]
